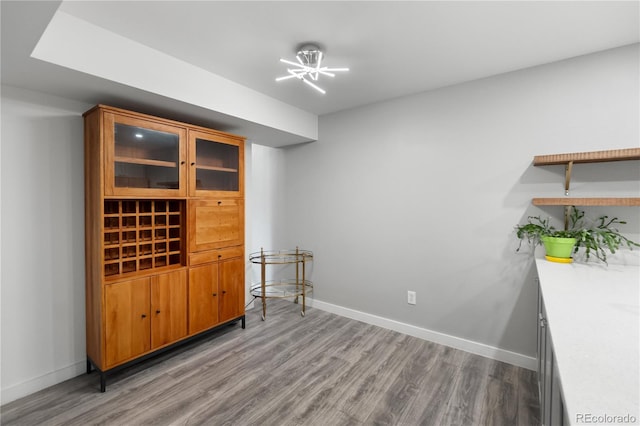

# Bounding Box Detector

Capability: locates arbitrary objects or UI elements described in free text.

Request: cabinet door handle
[212,293,217,297]
[190,162,195,166]
[181,161,185,165]
[141,314,147,319]
[222,290,227,294]
[217,201,222,205]
[156,310,161,314]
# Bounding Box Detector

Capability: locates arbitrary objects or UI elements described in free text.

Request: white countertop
[536,259,639,425]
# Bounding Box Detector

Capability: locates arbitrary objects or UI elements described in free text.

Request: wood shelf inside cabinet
[533,148,640,166]
[115,156,177,168]
[532,197,640,206]
[196,164,238,173]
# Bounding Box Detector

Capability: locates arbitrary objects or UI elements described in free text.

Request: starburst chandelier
[276,44,349,94]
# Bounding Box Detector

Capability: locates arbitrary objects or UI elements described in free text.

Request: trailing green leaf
[514,207,639,264]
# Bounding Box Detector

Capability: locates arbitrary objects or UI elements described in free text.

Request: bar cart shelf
[249,248,313,320]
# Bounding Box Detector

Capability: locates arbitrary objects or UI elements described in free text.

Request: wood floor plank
[439,354,491,425]
[362,352,431,424]
[479,377,517,426]
[412,361,460,425]
[1,300,540,426]
[338,331,425,422]
[517,367,541,426]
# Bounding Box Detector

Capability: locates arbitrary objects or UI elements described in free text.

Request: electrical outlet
[407,291,416,305]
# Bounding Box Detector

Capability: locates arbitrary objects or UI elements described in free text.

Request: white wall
[1,86,91,404]
[248,144,289,288]
[249,144,287,253]
[33,10,318,146]
[276,44,640,364]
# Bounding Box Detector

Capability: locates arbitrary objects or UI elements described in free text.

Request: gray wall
[275,44,640,358]
[1,43,638,404]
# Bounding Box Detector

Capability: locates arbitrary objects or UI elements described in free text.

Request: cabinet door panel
[188,130,244,197]
[537,282,545,406]
[543,304,553,426]
[551,355,564,426]
[188,199,244,252]
[105,278,151,367]
[219,257,244,322]
[188,263,219,334]
[151,269,187,349]
[104,112,187,197]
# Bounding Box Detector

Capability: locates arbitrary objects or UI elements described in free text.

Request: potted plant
[515,207,639,264]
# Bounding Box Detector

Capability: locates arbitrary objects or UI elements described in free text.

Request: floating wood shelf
[532,147,640,206]
[533,148,640,166]
[533,198,640,207]
[115,156,177,168]
[531,148,640,229]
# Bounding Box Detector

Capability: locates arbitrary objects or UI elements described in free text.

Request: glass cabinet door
[104,112,187,197]
[188,130,244,197]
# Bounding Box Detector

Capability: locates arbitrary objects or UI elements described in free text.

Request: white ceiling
[2,1,639,145]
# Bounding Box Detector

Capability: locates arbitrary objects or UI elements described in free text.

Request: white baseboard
[1,360,86,405]
[307,298,537,371]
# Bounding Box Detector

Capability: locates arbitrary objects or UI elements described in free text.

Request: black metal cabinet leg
[100,373,106,393]
[241,315,246,329]
[86,357,92,374]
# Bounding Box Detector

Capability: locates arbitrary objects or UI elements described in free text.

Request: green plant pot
[541,236,577,260]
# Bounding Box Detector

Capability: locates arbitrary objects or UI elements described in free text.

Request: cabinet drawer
[188,198,244,252]
[218,246,243,261]
[189,247,243,266]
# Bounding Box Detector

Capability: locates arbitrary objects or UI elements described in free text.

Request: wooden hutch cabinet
[84,105,245,391]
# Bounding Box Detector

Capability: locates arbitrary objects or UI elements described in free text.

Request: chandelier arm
[276,73,301,82]
[280,58,313,70]
[276,68,309,81]
[313,52,322,82]
[318,70,336,78]
[278,46,347,93]
[301,76,326,94]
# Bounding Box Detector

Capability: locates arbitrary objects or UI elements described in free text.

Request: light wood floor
[1,300,539,425]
